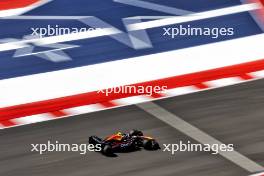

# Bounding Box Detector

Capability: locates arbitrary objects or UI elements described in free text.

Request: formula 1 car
[89,130,160,156]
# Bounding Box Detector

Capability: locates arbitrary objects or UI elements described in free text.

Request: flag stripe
[0,0,39,10]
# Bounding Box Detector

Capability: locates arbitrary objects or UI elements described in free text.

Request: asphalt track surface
[0,79,263,176]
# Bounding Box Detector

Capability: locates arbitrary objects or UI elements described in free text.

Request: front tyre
[102,145,113,156]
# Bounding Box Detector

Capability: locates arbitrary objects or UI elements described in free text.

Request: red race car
[89,130,160,156]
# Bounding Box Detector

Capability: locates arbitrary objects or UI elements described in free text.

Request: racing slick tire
[130,138,141,150]
[102,145,113,156]
[143,139,160,150]
[129,129,143,136]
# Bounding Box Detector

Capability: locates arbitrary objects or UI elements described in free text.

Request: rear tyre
[143,139,160,150]
[129,129,143,136]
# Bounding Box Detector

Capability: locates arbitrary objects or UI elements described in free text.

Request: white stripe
[0,8,31,18]
[251,70,264,77]
[126,16,176,20]
[15,46,78,57]
[0,28,118,52]
[114,95,151,105]
[207,77,242,87]
[66,104,103,114]
[137,102,264,173]
[0,34,264,108]
[128,3,261,31]
[164,86,197,97]
[13,114,52,124]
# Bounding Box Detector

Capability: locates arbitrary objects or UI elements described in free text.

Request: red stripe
[0,0,39,10]
[258,8,264,22]
[49,110,69,118]
[151,93,165,98]
[0,59,264,121]
[256,0,264,22]
[249,0,264,7]
[194,83,210,89]
[239,73,254,80]
[248,0,264,23]
[0,120,16,127]
[99,101,117,108]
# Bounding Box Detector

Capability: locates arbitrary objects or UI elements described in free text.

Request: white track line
[137,102,264,173]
